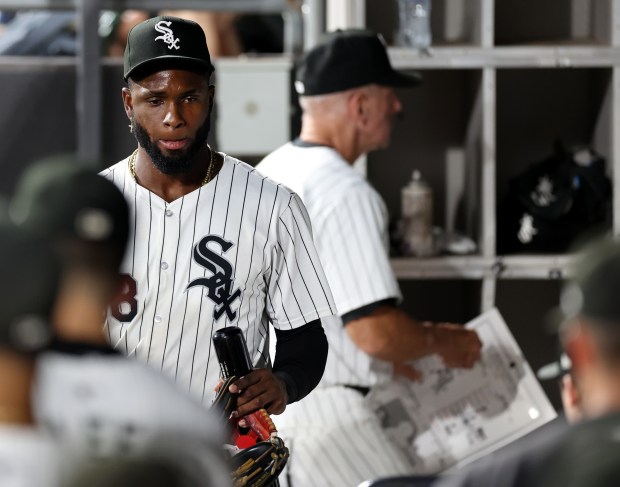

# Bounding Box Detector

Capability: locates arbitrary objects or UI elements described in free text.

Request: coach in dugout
[101,15,336,418]
[257,29,482,486]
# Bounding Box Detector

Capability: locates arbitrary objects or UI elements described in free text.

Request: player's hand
[432,323,482,369]
[393,362,422,382]
[229,368,288,416]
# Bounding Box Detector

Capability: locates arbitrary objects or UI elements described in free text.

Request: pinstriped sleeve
[266,193,337,329]
[313,184,402,316]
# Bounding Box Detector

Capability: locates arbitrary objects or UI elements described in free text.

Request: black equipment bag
[498,142,611,254]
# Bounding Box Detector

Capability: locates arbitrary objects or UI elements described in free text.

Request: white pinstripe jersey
[0,427,61,487]
[101,153,336,404]
[257,143,402,388]
[33,352,231,486]
[33,352,225,457]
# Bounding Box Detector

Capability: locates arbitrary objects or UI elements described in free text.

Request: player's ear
[208,85,215,111]
[121,86,134,119]
[563,318,596,373]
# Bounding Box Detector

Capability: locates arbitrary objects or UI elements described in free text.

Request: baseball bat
[212,326,253,379]
[212,327,283,487]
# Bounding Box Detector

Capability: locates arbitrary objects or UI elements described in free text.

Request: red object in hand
[231,407,277,447]
[235,434,257,449]
[245,408,276,440]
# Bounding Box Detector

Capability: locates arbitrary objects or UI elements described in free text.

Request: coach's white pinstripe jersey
[101,153,336,404]
[257,142,401,388]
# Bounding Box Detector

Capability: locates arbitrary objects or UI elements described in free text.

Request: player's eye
[147,98,163,106]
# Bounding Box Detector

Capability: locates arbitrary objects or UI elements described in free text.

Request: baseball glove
[211,377,290,487]
[231,436,289,487]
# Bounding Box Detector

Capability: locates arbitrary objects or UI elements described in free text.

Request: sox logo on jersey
[187,235,241,321]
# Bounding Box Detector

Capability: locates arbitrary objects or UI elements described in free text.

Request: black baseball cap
[535,238,620,381]
[558,237,620,329]
[0,223,59,353]
[295,29,421,96]
[124,15,214,81]
[10,155,129,268]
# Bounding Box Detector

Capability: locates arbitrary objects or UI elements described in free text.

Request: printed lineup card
[366,307,557,475]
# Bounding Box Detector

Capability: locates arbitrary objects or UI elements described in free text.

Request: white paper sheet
[366,307,558,474]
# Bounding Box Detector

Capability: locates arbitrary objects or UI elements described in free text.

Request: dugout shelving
[355,0,620,288]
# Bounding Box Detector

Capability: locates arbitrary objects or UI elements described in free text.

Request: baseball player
[101,16,335,416]
[11,159,229,485]
[257,29,483,486]
[0,223,63,487]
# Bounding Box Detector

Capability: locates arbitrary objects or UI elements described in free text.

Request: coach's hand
[431,323,482,369]
[229,368,288,416]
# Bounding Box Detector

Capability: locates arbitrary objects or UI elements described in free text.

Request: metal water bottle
[212,326,253,379]
[401,170,434,257]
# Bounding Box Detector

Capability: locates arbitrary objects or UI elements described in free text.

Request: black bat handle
[212,326,253,379]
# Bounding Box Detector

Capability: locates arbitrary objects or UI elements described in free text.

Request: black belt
[343,384,371,396]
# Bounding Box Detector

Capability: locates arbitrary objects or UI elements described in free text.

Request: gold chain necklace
[128,145,217,186]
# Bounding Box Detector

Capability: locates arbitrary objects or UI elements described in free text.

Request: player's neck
[0,353,35,425]
[53,278,113,347]
[579,367,620,419]
[299,121,363,165]
[134,146,214,203]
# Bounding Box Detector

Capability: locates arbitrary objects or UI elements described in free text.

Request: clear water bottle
[396,0,432,50]
[401,170,434,257]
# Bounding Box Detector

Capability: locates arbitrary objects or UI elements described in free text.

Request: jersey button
[161,262,169,270]
[154,315,162,323]
[165,209,173,217]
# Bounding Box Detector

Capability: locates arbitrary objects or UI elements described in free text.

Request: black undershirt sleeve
[272,319,328,404]
[341,298,398,325]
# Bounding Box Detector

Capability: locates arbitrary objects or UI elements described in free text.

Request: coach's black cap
[0,223,59,353]
[11,155,129,268]
[124,15,214,81]
[294,29,421,96]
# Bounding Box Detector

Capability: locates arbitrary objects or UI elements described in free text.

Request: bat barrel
[212,326,253,379]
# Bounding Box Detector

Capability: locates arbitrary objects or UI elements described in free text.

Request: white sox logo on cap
[154,20,180,50]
